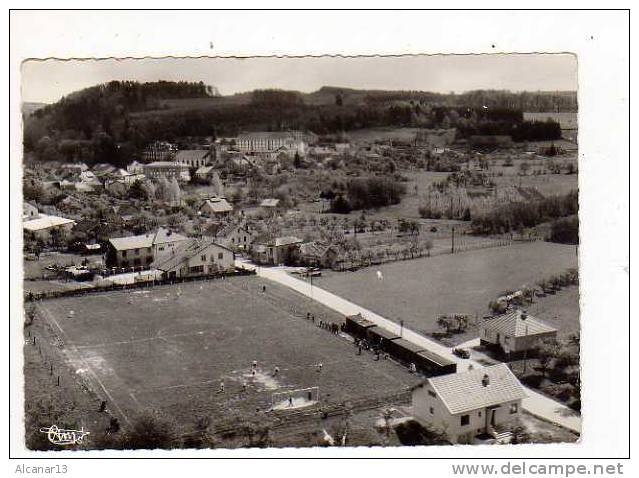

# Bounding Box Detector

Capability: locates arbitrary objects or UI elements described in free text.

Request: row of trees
[488,268,579,314]
[470,190,578,235]
[24,80,572,166]
[458,119,562,142]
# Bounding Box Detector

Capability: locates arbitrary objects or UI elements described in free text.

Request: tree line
[470,190,578,235]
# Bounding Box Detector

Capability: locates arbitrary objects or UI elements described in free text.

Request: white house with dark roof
[151,238,234,279]
[480,309,558,355]
[412,363,527,444]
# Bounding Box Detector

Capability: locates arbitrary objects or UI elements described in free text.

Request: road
[237,259,582,434]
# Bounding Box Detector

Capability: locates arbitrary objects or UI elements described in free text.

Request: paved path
[236,260,581,434]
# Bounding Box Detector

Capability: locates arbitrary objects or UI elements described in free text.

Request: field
[314,241,579,345]
[527,285,580,339]
[30,276,419,438]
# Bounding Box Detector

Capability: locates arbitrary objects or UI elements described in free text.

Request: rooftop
[152,238,232,272]
[274,236,303,247]
[145,161,190,168]
[201,197,233,214]
[195,165,216,175]
[259,198,280,208]
[482,310,558,337]
[23,214,75,232]
[108,228,188,251]
[427,363,527,415]
[237,131,302,141]
[175,150,210,162]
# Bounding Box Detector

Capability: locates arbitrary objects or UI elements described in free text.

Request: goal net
[271,386,320,410]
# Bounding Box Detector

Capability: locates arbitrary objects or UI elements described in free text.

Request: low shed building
[366,326,400,349]
[385,337,425,364]
[415,349,457,376]
[480,309,558,356]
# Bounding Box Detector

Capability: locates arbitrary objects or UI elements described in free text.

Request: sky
[21,54,577,104]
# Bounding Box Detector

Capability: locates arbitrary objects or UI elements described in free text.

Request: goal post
[271,386,320,410]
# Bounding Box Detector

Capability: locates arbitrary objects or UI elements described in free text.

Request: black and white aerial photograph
[9,9,631,473]
[19,52,584,450]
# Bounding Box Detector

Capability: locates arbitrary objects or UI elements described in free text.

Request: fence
[332,237,541,271]
[24,268,256,302]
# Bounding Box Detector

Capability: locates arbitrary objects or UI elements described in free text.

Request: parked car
[453,348,471,359]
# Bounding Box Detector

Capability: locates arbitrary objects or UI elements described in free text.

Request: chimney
[520,310,527,320]
[481,374,490,387]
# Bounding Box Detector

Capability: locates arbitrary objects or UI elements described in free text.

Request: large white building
[411,363,527,444]
[235,131,309,156]
[22,202,75,241]
[151,238,235,279]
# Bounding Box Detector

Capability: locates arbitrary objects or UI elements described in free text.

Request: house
[23,202,39,221]
[23,214,76,241]
[251,236,303,265]
[298,242,339,268]
[114,168,144,185]
[215,223,254,251]
[151,238,235,280]
[174,150,212,169]
[480,309,558,357]
[194,165,222,186]
[143,162,191,182]
[259,198,282,216]
[104,227,188,269]
[412,363,527,444]
[199,197,233,218]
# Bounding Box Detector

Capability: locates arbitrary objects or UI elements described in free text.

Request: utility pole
[451,227,455,254]
[522,323,529,374]
[400,319,404,338]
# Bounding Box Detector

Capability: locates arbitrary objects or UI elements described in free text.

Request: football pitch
[34,276,418,430]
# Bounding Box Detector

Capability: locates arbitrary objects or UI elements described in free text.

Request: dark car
[453,348,471,359]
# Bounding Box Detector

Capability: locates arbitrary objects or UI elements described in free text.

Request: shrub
[394,420,449,446]
[549,215,579,245]
[330,195,352,214]
[120,411,177,449]
[346,177,406,210]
